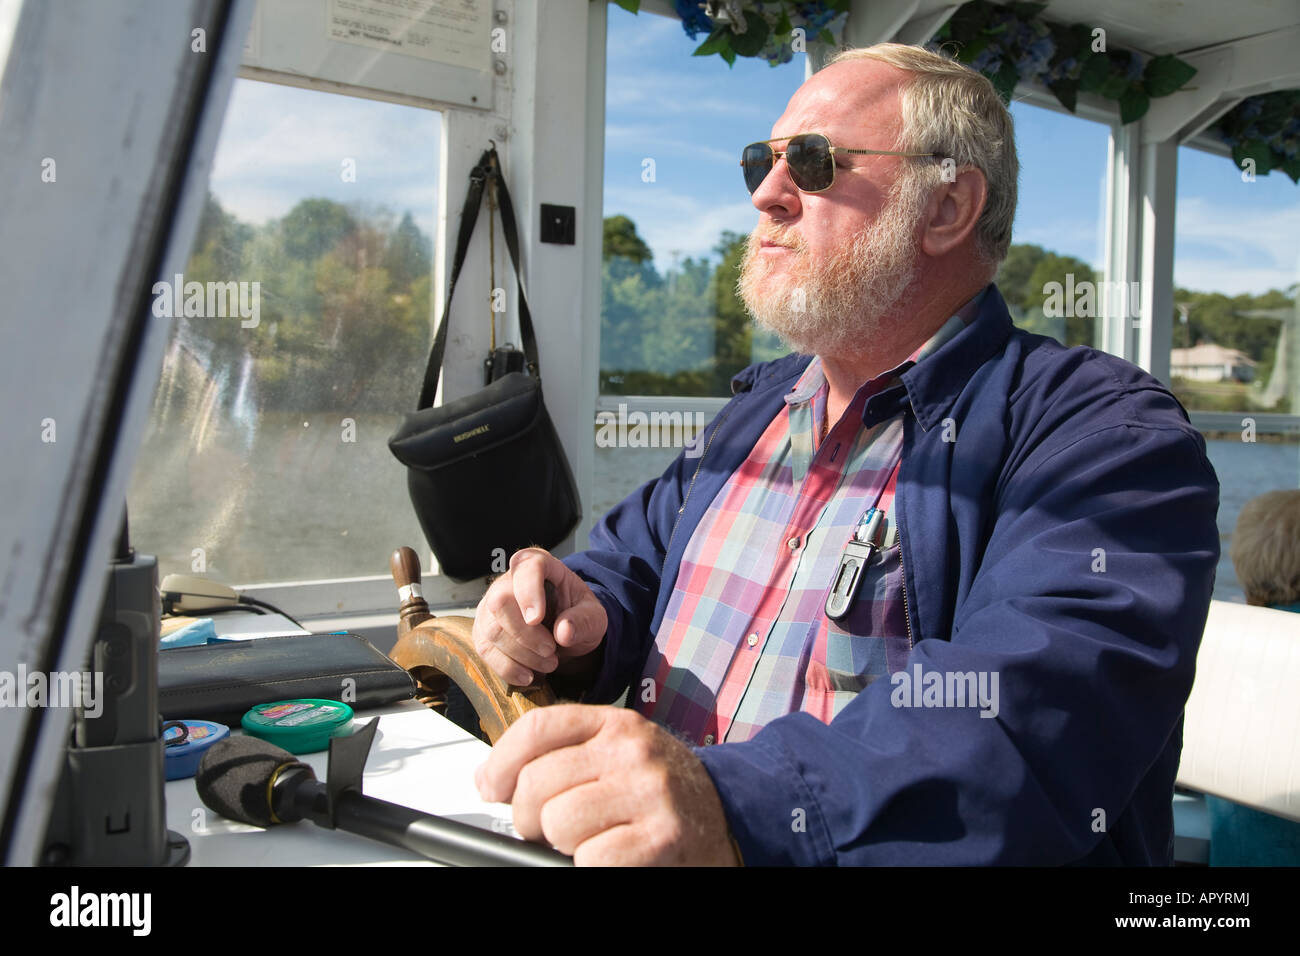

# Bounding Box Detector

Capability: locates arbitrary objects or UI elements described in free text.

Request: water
[1204,438,1299,603]
[129,408,426,585]
[129,363,1296,606]
[592,437,1300,606]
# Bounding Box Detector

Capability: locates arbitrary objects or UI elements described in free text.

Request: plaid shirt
[634,299,980,745]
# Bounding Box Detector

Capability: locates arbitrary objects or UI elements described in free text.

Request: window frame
[1167,133,1300,436]
[226,1,608,620]
[158,70,484,619]
[238,2,1298,626]
[592,0,812,415]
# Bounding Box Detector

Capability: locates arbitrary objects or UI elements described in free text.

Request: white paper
[327,0,490,71]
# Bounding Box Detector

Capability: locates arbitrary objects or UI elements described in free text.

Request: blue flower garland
[615,0,848,66]
[929,1,1194,124]
[619,0,1297,182]
[1211,91,1300,183]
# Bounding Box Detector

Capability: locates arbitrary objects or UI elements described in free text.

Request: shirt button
[703,734,715,745]
[787,535,800,550]
[747,633,759,647]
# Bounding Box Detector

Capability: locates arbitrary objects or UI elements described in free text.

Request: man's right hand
[472,548,608,687]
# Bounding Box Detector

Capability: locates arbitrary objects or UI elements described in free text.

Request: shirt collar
[784,287,987,409]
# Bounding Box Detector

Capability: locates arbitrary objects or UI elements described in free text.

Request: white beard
[738,171,930,357]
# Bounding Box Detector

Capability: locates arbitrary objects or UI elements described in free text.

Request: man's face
[738,60,931,357]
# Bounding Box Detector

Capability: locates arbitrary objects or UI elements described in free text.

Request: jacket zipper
[899,410,916,649]
[900,533,915,650]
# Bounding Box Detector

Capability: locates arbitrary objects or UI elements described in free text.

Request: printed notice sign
[327,0,489,71]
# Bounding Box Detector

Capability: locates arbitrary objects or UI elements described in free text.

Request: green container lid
[241,699,354,754]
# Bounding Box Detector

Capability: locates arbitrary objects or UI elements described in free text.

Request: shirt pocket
[820,543,908,694]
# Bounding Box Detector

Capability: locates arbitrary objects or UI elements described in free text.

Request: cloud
[606,82,774,121]
[1006,195,1298,296]
[1174,196,1300,295]
[605,186,756,264]
[206,78,439,238]
[606,124,736,165]
[1012,219,1104,269]
[606,8,683,53]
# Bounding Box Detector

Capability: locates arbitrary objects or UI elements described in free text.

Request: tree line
[603,214,1295,404]
[180,193,432,412]
[174,196,1293,411]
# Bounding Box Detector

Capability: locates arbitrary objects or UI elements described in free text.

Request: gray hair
[1231,490,1300,607]
[828,43,1019,271]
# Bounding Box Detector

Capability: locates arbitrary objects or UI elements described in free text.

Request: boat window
[592,12,1116,533]
[1173,143,1300,603]
[126,78,440,588]
[997,99,1112,351]
[592,3,803,531]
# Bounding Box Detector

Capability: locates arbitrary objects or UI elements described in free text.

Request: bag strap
[416,148,490,410]
[417,146,540,410]
[490,153,540,376]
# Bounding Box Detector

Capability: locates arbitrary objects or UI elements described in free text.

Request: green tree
[603,214,653,264]
[710,230,784,388]
[281,199,358,262]
[994,243,1047,310]
[192,191,254,276]
[181,193,257,369]
[1024,252,1097,346]
[175,196,436,413]
[384,211,433,290]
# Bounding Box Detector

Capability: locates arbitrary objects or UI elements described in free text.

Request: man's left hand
[474,704,739,866]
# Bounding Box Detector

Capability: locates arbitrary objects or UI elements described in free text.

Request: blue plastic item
[160,617,217,647]
[163,719,230,780]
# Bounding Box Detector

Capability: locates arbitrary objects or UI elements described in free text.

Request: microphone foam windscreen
[195,735,307,827]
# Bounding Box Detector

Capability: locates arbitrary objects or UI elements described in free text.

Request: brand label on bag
[453,424,490,443]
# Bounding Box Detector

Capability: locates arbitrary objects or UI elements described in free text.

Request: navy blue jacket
[565,284,1220,865]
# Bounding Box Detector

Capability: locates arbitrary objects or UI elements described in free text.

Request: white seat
[1176,599,1300,822]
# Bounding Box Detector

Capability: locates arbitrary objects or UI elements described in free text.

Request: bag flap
[388,371,544,468]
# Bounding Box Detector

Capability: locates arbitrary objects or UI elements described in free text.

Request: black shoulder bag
[387,146,580,581]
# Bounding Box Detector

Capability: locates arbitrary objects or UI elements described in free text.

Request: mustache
[750,224,805,251]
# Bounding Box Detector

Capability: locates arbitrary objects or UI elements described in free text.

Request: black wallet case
[158,632,416,724]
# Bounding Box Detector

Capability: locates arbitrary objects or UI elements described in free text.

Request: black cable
[237,595,305,629]
[159,591,305,630]
[180,603,268,617]
[158,595,305,632]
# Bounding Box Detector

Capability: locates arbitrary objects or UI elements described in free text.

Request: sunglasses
[741,132,937,194]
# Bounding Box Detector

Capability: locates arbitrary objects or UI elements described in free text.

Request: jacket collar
[898,283,1013,432]
[730,351,811,395]
[729,283,1014,433]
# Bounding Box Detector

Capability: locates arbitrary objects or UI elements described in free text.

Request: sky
[204,3,1298,298]
[207,78,441,242]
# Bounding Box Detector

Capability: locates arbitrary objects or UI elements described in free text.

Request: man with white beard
[472,44,1219,866]
[736,145,932,361]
